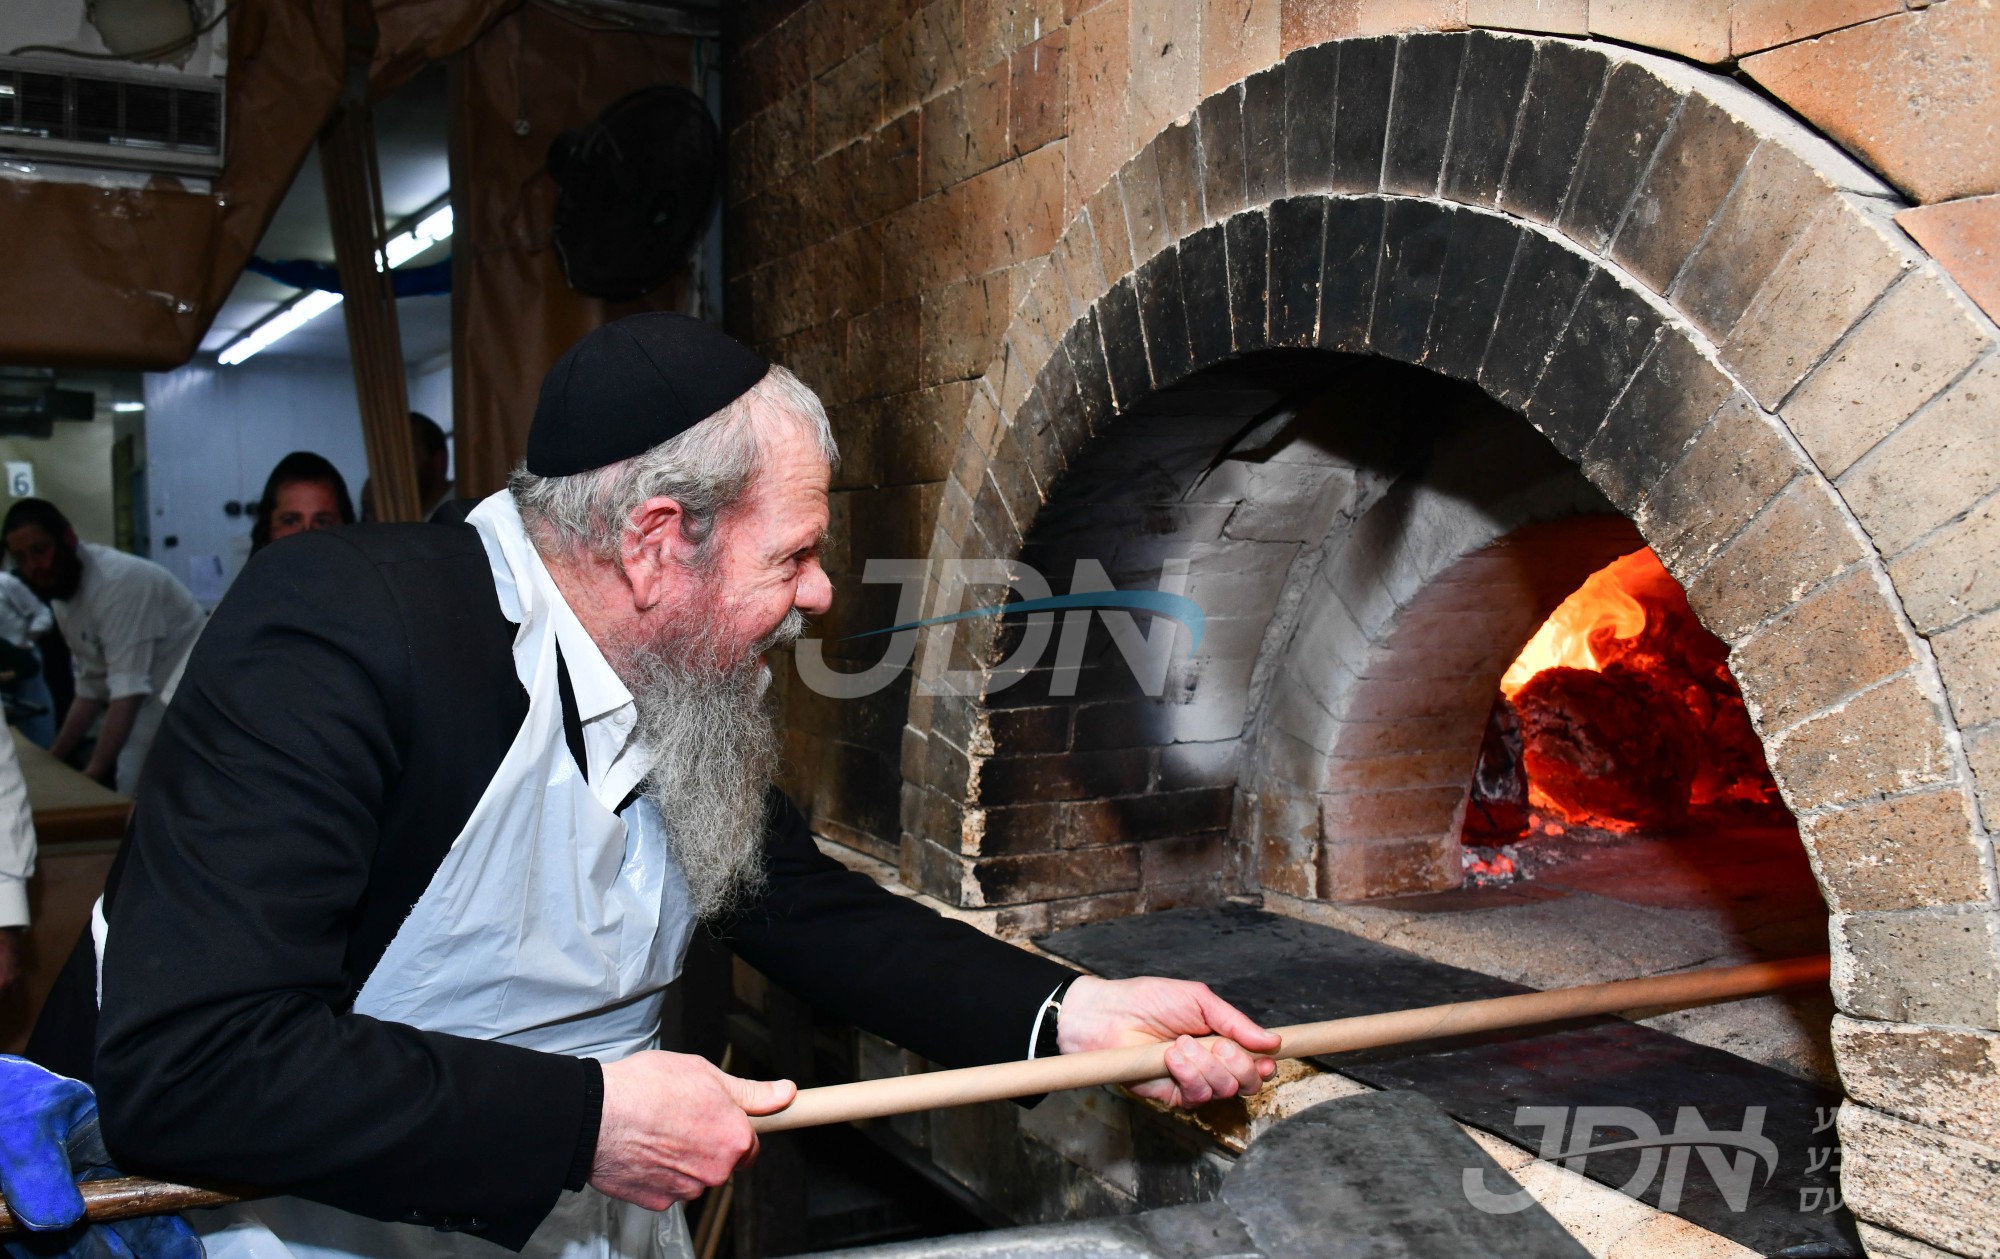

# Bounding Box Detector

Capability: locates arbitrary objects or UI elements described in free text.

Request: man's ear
[621,496,694,610]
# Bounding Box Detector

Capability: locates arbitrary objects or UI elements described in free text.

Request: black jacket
[28,523,1073,1250]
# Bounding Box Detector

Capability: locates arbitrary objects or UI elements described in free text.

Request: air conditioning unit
[0,0,225,181]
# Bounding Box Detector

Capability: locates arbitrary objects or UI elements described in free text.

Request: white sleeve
[0,578,49,643]
[94,578,168,702]
[0,733,34,929]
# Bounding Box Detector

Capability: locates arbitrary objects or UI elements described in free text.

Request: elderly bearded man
[23,315,1277,1259]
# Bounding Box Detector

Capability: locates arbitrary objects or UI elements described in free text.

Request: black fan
[547,85,719,302]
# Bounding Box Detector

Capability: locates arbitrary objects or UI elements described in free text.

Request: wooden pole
[0,1178,238,1235]
[0,956,1827,1236]
[749,955,1831,1134]
[445,50,473,508]
[321,4,423,524]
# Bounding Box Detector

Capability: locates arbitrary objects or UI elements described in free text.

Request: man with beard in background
[1,497,206,791]
[20,314,1278,1259]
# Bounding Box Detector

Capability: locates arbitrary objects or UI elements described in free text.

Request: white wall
[0,422,118,547]
[143,359,371,605]
[408,354,452,430]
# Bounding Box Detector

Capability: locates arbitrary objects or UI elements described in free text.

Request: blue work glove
[0,1056,203,1259]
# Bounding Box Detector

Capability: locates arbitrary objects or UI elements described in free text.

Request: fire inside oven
[1461,546,1789,883]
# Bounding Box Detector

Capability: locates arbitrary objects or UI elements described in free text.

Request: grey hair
[508,363,837,564]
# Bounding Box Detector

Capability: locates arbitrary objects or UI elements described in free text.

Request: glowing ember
[1462,846,1521,887]
[1464,545,1784,849]
[1499,550,1667,698]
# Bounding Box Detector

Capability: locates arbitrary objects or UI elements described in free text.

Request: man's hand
[590,1051,796,1210]
[81,697,144,789]
[48,698,102,769]
[1056,976,1281,1108]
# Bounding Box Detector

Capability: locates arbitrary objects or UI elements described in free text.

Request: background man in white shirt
[1,500,205,793]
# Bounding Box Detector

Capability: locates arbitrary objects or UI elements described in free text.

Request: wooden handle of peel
[0,1178,241,1235]
[0,956,1828,1233]
[749,955,1831,1133]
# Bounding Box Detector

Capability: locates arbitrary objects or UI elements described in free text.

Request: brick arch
[874,35,2000,1252]
[1255,494,1649,903]
[1306,516,1643,898]
[883,28,2000,1249]
[898,29,1998,1055]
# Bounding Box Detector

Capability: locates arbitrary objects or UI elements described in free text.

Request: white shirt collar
[550,595,632,726]
[467,492,648,795]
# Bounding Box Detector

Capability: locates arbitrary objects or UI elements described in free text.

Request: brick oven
[728,6,1999,1257]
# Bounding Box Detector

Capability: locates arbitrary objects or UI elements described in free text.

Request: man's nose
[795,561,833,616]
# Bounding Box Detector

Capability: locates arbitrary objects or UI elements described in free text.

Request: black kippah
[526,312,770,477]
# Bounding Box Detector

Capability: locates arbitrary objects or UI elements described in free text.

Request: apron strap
[555,645,588,777]
[558,643,646,815]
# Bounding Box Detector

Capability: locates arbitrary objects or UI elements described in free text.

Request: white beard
[621,602,805,920]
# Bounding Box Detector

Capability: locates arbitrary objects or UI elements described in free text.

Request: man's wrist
[565,1057,605,1192]
[1029,976,1078,1059]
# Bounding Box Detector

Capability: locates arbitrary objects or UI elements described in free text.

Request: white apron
[195,498,700,1259]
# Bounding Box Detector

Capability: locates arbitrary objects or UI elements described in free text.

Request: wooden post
[321,9,421,524]
[445,50,472,509]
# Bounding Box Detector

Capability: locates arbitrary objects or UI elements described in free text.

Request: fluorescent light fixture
[112,401,145,412]
[217,202,451,366]
[382,204,453,269]
[217,288,344,366]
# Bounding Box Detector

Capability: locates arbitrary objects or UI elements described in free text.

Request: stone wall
[724,5,2000,1256]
